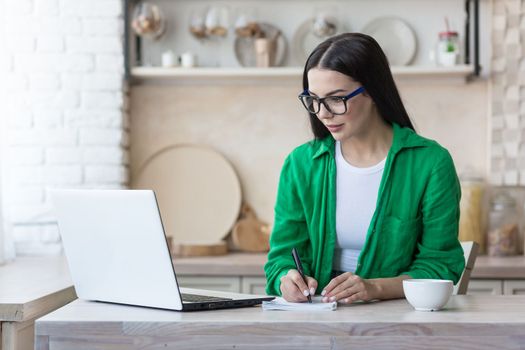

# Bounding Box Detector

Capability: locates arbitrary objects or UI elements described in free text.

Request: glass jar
[131,2,166,40]
[487,191,519,256]
[437,31,459,66]
[459,177,486,253]
[189,6,207,39]
[234,6,258,37]
[205,5,229,37]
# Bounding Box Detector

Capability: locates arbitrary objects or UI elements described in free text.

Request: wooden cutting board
[231,203,271,252]
[133,144,242,246]
[232,218,270,252]
[171,241,228,257]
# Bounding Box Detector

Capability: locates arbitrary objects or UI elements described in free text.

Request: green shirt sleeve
[264,154,312,296]
[400,150,465,283]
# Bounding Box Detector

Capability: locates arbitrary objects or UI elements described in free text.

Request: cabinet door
[467,279,503,295]
[176,276,241,293]
[503,280,525,295]
[241,277,267,295]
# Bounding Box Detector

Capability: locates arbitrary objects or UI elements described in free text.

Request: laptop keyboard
[181,293,232,303]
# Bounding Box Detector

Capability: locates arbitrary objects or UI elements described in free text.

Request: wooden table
[36,295,525,349]
[0,257,76,350]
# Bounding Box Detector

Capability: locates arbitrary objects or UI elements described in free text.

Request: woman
[264,33,465,304]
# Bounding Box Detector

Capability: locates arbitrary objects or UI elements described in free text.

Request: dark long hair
[303,33,415,139]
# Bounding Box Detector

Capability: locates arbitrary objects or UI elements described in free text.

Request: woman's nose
[317,103,333,119]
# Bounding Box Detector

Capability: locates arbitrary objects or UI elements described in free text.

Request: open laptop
[51,189,274,311]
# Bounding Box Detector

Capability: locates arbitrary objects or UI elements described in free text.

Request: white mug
[181,52,197,68]
[161,50,177,67]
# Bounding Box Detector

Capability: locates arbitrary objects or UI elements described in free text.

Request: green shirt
[264,123,465,296]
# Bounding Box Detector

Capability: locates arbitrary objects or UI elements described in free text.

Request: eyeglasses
[298,86,365,115]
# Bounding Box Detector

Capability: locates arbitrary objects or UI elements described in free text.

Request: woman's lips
[325,123,344,132]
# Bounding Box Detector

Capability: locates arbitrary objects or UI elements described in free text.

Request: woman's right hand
[279,269,318,302]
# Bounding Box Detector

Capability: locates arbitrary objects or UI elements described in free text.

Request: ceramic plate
[133,144,242,245]
[291,17,346,65]
[361,17,417,66]
[234,22,287,67]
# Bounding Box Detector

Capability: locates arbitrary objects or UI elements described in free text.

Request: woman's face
[307,68,376,141]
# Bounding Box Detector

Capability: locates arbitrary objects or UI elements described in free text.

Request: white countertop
[172,252,525,279]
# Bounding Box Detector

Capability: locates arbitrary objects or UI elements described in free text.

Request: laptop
[51,189,274,311]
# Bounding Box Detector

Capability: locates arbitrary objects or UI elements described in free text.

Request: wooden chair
[453,241,480,295]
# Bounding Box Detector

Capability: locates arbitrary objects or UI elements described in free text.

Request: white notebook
[262,296,337,311]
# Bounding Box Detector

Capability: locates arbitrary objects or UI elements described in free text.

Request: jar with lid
[458,176,486,253]
[487,190,519,256]
[437,31,459,66]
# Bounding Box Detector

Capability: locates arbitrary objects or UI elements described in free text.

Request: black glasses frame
[298,86,365,115]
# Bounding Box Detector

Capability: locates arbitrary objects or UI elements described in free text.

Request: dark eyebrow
[308,89,348,97]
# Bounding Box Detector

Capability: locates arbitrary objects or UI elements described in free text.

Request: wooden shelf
[132,66,302,78]
[130,65,475,84]
[391,64,475,77]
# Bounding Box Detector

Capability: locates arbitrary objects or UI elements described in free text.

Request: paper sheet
[262,296,337,311]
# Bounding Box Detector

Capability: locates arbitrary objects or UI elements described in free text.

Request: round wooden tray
[133,144,242,245]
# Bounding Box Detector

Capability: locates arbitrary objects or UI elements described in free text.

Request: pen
[291,247,312,303]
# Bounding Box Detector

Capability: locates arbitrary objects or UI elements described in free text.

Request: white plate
[291,17,346,65]
[361,17,417,66]
[133,144,242,245]
[234,23,287,67]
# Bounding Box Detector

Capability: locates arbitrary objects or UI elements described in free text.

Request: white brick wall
[0,0,8,262]
[491,0,525,185]
[1,0,128,256]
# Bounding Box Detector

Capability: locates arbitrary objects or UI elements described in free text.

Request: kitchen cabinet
[177,276,267,294]
[176,276,241,293]
[467,255,525,295]
[467,279,503,295]
[241,277,268,295]
[503,280,525,295]
[173,253,525,296]
[468,280,525,295]
[173,253,267,294]
[177,275,525,296]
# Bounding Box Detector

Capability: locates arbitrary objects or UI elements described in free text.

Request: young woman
[264,33,465,303]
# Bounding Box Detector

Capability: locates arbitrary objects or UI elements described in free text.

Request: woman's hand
[321,272,379,304]
[279,269,318,302]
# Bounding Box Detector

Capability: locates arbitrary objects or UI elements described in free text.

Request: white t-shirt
[333,141,386,273]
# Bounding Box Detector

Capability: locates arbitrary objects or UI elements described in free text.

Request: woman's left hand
[321,273,379,304]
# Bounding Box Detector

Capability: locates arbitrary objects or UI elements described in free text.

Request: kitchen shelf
[131,64,475,84]
[132,67,303,79]
[125,0,483,80]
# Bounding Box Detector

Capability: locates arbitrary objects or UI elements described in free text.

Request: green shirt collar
[311,122,427,160]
